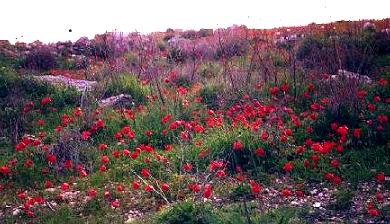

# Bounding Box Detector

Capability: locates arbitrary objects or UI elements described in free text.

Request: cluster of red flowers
[0,75,388,221]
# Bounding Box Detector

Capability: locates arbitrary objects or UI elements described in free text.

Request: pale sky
[1,0,389,43]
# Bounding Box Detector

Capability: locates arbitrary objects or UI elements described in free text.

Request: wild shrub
[153,201,220,224]
[22,46,57,71]
[102,74,151,104]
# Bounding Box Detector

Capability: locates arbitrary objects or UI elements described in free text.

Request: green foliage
[252,207,308,224]
[328,189,354,211]
[22,46,57,71]
[340,146,390,185]
[152,201,220,224]
[0,68,80,146]
[199,62,222,79]
[167,47,187,64]
[103,74,151,104]
[199,83,220,109]
[296,35,337,74]
[171,74,192,88]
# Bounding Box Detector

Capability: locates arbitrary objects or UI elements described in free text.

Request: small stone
[291,200,300,205]
[12,208,21,216]
[45,188,56,192]
[313,202,321,208]
[125,217,135,223]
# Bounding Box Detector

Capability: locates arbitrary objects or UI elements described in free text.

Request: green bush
[199,83,220,109]
[153,201,220,224]
[0,69,81,145]
[167,47,187,64]
[22,46,57,71]
[328,189,354,211]
[199,62,222,79]
[103,74,151,104]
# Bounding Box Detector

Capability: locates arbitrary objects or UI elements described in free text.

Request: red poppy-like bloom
[81,131,91,140]
[332,176,342,185]
[233,141,243,151]
[61,182,69,191]
[378,78,388,87]
[130,151,139,159]
[122,149,130,156]
[44,180,53,189]
[112,150,120,158]
[373,96,381,102]
[261,131,269,141]
[141,168,150,177]
[164,144,173,152]
[281,83,289,92]
[126,130,136,139]
[88,189,97,198]
[98,143,108,151]
[96,119,105,129]
[368,208,380,217]
[24,159,33,168]
[144,185,154,192]
[177,86,188,95]
[64,160,73,169]
[183,163,193,172]
[376,172,385,182]
[357,90,367,99]
[41,97,52,106]
[336,125,348,136]
[378,114,388,124]
[269,86,279,95]
[46,154,56,164]
[180,131,189,140]
[37,119,45,126]
[336,145,344,153]
[330,159,339,168]
[114,132,122,140]
[203,184,213,199]
[101,155,109,164]
[104,191,110,198]
[188,183,201,193]
[99,165,107,172]
[281,188,291,197]
[194,125,205,133]
[295,146,305,154]
[161,183,170,192]
[145,130,153,138]
[255,147,265,157]
[111,200,120,208]
[161,114,172,123]
[121,126,131,134]
[353,128,361,138]
[55,125,63,133]
[376,192,384,202]
[324,172,335,181]
[216,170,226,178]
[280,135,288,142]
[73,107,82,117]
[283,162,293,172]
[250,181,262,194]
[367,103,376,112]
[15,142,26,152]
[209,160,224,171]
[133,181,140,190]
[17,191,27,200]
[296,190,304,198]
[117,184,123,192]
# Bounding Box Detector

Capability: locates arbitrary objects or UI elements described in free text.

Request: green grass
[135,201,309,224]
